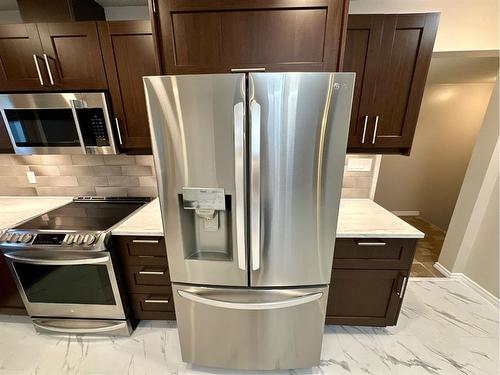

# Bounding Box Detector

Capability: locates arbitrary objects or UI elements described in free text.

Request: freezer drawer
[172,284,328,370]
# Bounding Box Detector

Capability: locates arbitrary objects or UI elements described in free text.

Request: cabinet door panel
[325,269,407,326]
[343,15,383,148]
[371,13,439,150]
[99,21,159,152]
[38,22,107,90]
[0,23,46,91]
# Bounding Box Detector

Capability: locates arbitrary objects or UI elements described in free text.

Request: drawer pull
[397,276,408,299]
[144,298,169,304]
[356,241,387,246]
[138,271,165,275]
[133,239,159,244]
[137,255,155,258]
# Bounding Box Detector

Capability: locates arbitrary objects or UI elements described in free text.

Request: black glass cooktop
[15,198,151,231]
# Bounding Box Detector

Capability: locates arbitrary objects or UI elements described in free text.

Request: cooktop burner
[15,199,147,231]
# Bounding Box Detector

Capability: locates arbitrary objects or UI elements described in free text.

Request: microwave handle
[69,99,88,154]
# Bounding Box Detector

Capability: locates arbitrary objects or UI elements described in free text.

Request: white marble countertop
[0,196,72,231]
[112,198,424,238]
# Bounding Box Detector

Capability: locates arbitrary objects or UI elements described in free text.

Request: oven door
[3,250,126,320]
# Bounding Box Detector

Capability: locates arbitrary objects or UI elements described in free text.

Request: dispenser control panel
[182,187,226,211]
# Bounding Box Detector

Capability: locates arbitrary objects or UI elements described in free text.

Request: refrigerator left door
[144,74,248,286]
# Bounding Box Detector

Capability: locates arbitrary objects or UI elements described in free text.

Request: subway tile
[341,187,371,199]
[139,176,157,187]
[107,176,140,187]
[77,176,108,186]
[0,187,37,196]
[135,155,154,166]
[35,187,95,196]
[121,165,153,176]
[103,155,136,166]
[0,165,29,176]
[95,186,128,197]
[342,176,373,189]
[0,176,30,187]
[58,166,95,176]
[127,186,158,197]
[29,166,60,176]
[71,155,104,166]
[36,176,78,187]
[40,155,73,165]
[343,170,374,178]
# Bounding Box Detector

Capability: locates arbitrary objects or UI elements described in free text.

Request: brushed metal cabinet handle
[361,115,368,143]
[250,99,261,271]
[114,118,123,145]
[132,239,159,244]
[397,276,408,299]
[33,54,44,85]
[138,270,165,275]
[144,299,169,304]
[234,101,246,271]
[356,241,387,246]
[231,68,266,73]
[43,54,55,85]
[372,115,379,144]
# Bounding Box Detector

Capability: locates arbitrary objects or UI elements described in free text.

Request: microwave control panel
[76,108,110,147]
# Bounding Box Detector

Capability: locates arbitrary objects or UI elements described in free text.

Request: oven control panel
[0,231,102,249]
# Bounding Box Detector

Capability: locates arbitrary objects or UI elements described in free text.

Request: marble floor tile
[0,279,498,375]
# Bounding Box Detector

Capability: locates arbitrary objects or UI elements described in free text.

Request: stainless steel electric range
[0,196,151,336]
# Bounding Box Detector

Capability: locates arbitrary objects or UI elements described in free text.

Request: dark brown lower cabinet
[0,253,26,315]
[326,238,417,326]
[115,235,175,320]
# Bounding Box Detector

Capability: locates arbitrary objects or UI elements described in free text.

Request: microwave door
[248,72,355,287]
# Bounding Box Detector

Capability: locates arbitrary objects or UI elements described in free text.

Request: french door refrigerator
[144,72,355,370]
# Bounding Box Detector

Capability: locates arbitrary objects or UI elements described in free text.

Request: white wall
[349,0,499,52]
[438,78,499,297]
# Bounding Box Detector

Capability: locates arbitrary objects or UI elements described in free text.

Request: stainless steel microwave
[0,92,118,155]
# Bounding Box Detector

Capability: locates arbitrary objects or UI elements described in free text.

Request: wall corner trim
[434,262,500,308]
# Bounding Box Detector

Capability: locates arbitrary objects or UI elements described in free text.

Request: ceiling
[0,0,147,10]
[427,53,499,84]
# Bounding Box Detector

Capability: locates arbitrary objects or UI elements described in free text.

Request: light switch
[347,158,372,172]
[26,171,37,184]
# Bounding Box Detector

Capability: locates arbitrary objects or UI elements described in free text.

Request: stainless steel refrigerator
[144,72,355,370]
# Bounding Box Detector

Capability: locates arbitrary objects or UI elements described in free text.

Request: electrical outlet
[347,158,372,172]
[26,171,37,184]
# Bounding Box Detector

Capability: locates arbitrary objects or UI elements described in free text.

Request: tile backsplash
[0,154,379,199]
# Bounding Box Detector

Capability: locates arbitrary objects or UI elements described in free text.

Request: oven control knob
[10,233,20,243]
[65,234,75,245]
[20,233,33,243]
[83,234,96,245]
[74,234,84,245]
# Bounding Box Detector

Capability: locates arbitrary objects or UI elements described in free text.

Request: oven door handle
[4,251,110,265]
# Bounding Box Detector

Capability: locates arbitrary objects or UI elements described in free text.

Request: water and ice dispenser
[179,188,233,261]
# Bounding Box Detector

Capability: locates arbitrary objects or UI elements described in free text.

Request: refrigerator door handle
[250,99,261,271]
[177,289,323,310]
[234,101,246,271]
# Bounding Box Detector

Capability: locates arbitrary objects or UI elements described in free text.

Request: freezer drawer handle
[233,101,246,271]
[177,290,323,310]
[250,99,261,271]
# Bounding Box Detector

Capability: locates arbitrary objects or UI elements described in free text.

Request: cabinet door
[0,23,47,91]
[38,22,107,90]
[157,0,348,73]
[0,253,26,315]
[369,13,438,152]
[98,21,159,152]
[325,269,408,326]
[343,15,383,149]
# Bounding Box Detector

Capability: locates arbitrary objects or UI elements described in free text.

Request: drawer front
[130,291,176,320]
[125,265,171,294]
[333,238,417,270]
[116,236,167,266]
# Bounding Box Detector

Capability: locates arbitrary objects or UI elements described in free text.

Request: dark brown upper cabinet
[0,22,107,91]
[154,0,349,74]
[344,13,439,155]
[98,20,160,153]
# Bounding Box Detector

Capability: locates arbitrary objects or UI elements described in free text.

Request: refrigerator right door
[249,72,355,287]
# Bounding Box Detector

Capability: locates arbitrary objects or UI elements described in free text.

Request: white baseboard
[433,262,499,308]
[392,210,420,216]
